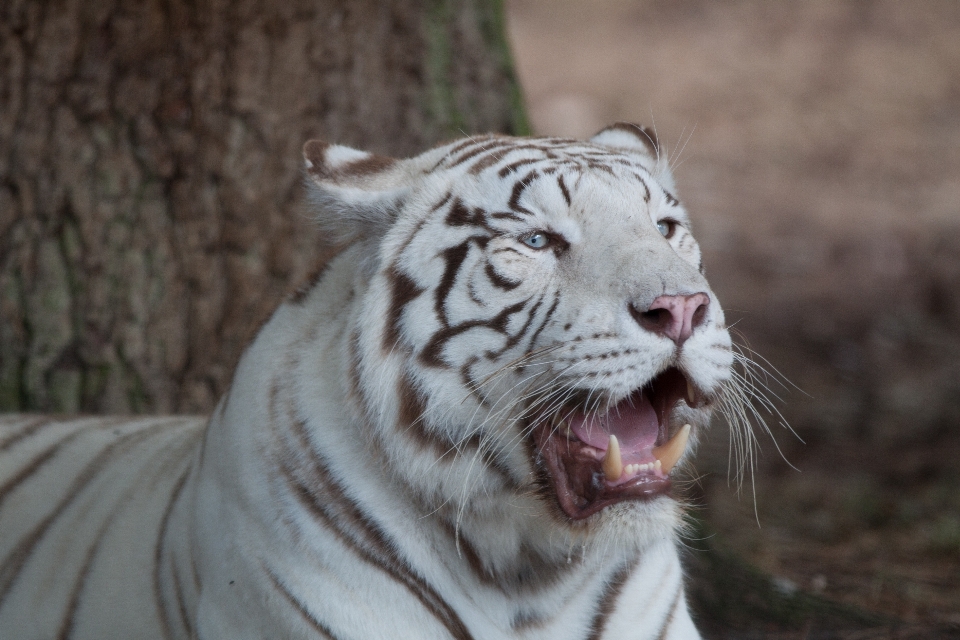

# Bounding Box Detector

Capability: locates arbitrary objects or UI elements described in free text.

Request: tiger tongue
[568,393,659,454]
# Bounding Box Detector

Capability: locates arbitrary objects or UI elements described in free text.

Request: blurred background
[507,0,960,634]
[1,0,958,636]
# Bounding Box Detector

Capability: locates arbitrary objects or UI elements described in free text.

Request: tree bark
[0,0,527,413]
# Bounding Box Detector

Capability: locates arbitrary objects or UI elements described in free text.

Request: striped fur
[0,124,734,639]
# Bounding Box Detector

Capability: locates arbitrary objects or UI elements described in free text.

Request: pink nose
[630,293,709,345]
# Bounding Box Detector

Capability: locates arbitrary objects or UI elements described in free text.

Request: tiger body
[0,125,733,639]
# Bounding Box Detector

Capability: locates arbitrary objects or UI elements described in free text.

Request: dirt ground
[507,0,960,635]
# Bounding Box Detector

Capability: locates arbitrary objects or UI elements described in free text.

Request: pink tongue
[568,393,659,453]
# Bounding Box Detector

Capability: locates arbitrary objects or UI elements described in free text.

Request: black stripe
[459,355,493,406]
[586,559,637,640]
[436,517,498,587]
[0,416,127,454]
[462,433,518,489]
[57,467,174,640]
[463,293,543,392]
[445,198,490,229]
[430,192,453,212]
[442,137,485,155]
[489,210,526,222]
[196,406,219,470]
[57,531,116,639]
[476,292,546,367]
[420,300,527,368]
[511,609,548,630]
[395,211,431,257]
[394,373,453,459]
[585,161,617,177]
[436,514,567,592]
[656,588,683,640]
[264,564,340,640]
[508,170,539,215]
[171,558,193,640]
[281,466,474,640]
[466,148,512,174]
[0,443,61,511]
[0,422,167,607]
[526,293,560,355]
[484,263,521,290]
[190,554,202,594]
[441,137,513,170]
[434,241,473,322]
[501,296,542,352]
[347,333,368,418]
[557,174,571,206]
[632,173,651,202]
[429,138,486,170]
[497,157,542,178]
[399,418,456,463]
[467,277,484,305]
[0,416,53,451]
[290,246,345,304]
[56,421,194,640]
[281,412,475,640]
[154,467,193,640]
[0,417,107,512]
[384,267,426,353]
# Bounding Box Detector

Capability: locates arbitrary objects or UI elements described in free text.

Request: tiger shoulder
[0,124,735,640]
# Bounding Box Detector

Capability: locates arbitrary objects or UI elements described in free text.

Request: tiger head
[304,124,733,559]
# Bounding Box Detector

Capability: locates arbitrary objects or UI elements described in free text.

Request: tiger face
[305,124,733,556]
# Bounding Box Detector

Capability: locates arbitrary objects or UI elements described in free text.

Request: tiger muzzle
[532,367,699,519]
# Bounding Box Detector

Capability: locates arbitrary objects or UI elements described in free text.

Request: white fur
[0,128,734,639]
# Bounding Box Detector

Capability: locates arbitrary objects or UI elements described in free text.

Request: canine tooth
[559,419,572,438]
[686,380,697,406]
[602,435,623,481]
[652,424,691,474]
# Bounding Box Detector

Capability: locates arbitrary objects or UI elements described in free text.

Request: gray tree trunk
[0,0,527,413]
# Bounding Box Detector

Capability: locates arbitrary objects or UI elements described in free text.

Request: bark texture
[0,0,527,413]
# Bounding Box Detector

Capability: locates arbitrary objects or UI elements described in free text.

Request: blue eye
[657,220,676,239]
[522,233,550,249]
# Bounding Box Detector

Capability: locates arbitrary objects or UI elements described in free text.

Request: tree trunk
[0,0,528,413]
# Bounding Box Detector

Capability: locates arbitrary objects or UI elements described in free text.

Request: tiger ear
[303,140,410,243]
[590,122,659,156]
[590,122,675,191]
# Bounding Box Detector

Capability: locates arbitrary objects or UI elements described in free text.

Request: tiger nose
[629,293,709,346]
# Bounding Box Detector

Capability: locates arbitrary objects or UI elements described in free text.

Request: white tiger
[0,123,735,639]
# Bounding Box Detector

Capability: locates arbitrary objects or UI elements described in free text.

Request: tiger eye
[522,233,550,249]
[657,220,676,239]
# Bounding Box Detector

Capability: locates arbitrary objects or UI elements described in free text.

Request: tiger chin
[0,124,733,639]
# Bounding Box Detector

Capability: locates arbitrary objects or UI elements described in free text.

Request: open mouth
[533,367,700,520]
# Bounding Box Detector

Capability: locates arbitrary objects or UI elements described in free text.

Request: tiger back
[0,124,733,639]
